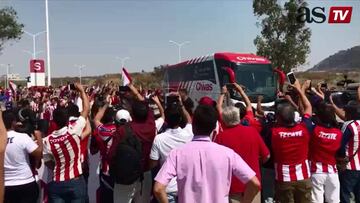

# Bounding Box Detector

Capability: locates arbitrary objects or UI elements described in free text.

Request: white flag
[121,68,132,86]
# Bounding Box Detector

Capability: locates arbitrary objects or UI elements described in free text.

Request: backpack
[109,124,143,185]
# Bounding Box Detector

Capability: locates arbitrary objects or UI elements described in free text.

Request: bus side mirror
[222,67,235,83]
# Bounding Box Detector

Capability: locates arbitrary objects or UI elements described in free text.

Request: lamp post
[169,40,190,62]
[0,64,11,89]
[45,0,52,86]
[23,30,45,59]
[116,56,130,68]
[74,64,85,85]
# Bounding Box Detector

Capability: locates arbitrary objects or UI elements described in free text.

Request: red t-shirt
[108,109,156,172]
[271,116,312,182]
[309,126,342,173]
[215,125,269,194]
[242,110,262,133]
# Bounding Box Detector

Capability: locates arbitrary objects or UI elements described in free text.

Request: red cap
[199,96,215,106]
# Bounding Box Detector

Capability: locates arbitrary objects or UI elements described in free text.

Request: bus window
[232,63,276,103]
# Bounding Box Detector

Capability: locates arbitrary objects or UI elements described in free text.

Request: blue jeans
[339,170,360,203]
[48,176,87,203]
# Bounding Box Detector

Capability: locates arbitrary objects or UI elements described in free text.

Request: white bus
[164,52,278,107]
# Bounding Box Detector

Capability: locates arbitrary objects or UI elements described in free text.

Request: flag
[9,81,17,93]
[121,68,132,86]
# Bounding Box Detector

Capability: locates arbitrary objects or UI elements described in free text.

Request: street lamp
[116,56,130,68]
[23,30,46,59]
[169,40,190,62]
[0,64,12,89]
[74,64,85,85]
[45,0,52,86]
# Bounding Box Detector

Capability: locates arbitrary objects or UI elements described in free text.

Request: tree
[253,0,311,73]
[0,7,24,53]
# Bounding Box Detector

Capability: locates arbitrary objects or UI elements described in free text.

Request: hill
[309,46,360,72]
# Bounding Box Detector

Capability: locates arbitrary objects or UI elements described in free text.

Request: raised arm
[217,86,228,117]
[311,87,325,100]
[0,111,7,203]
[256,95,265,117]
[178,93,192,124]
[293,80,312,116]
[75,83,90,119]
[152,96,165,121]
[31,130,43,169]
[330,95,346,121]
[94,103,108,127]
[128,83,145,101]
[233,83,252,112]
[82,119,92,138]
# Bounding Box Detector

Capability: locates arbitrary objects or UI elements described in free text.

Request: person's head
[51,97,58,105]
[234,102,246,120]
[275,100,296,127]
[101,107,116,124]
[315,101,337,128]
[344,101,360,121]
[192,105,218,136]
[178,89,188,100]
[67,103,80,118]
[3,110,17,130]
[53,107,69,128]
[165,103,182,128]
[20,99,30,109]
[131,100,148,122]
[222,106,241,127]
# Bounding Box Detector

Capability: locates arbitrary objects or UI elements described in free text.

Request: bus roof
[167,52,271,68]
[214,52,271,64]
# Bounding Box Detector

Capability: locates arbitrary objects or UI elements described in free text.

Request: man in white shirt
[3,110,42,203]
[150,93,193,202]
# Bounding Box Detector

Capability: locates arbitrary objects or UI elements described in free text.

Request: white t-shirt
[155,117,165,133]
[4,130,38,186]
[150,124,193,193]
[75,96,83,112]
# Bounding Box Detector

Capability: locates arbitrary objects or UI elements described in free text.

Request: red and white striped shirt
[43,116,86,182]
[93,124,116,175]
[274,160,310,182]
[309,126,342,174]
[272,120,311,182]
[343,120,360,171]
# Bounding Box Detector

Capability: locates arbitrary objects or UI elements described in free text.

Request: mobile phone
[321,83,328,89]
[68,83,76,90]
[226,83,235,89]
[286,72,296,84]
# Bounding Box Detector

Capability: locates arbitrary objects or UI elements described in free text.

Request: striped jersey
[272,118,311,182]
[309,125,342,173]
[342,120,360,171]
[93,123,117,175]
[43,116,87,182]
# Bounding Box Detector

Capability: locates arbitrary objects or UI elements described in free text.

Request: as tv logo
[297,6,352,24]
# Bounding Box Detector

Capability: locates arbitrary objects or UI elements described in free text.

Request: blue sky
[0,0,359,78]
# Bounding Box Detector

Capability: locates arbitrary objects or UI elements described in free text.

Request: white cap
[116,109,132,123]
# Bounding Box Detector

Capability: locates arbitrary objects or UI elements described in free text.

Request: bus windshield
[231,63,277,103]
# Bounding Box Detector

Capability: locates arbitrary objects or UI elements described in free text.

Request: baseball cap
[198,96,216,107]
[116,109,132,124]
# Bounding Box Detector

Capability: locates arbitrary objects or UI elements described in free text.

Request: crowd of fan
[0,79,359,203]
